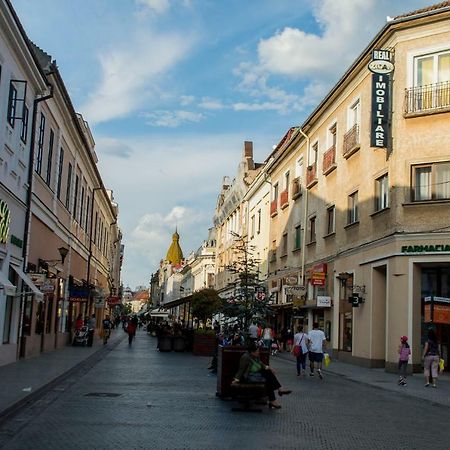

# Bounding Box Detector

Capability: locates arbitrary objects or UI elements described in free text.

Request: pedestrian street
[0,331,449,450]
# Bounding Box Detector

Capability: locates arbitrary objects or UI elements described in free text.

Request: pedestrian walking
[87,314,96,347]
[248,322,259,342]
[308,322,326,379]
[102,315,112,345]
[398,335,411,386]
[292,326,309,377]
[286,328,294,352]
[127,315,138,345]
[262,325,273,349]
[423,329,440,388]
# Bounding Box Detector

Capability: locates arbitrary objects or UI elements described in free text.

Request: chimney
[243,141,255,170]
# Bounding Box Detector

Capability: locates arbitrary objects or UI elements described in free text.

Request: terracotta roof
[132,290,149,301]
[394,1,450,19]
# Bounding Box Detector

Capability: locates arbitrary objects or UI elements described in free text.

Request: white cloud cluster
[142,110,205,127]
[136,0,170,15]
[235,0,427,114]
[81,30,194,124]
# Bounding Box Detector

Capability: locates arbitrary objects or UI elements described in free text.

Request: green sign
[10,235,23,248]
[0,200,10,244]
[401,245,450,253]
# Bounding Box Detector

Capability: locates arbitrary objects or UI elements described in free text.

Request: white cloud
[234,0,429,115]
[142,110,205,127]
[136,0,170,15]
[81,30,194,124]
[180,95,195,106]
[199,97,224,110]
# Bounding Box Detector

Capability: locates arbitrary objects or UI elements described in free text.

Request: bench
[229,382,267,412]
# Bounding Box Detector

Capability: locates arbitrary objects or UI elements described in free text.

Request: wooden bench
[229,382,267,412]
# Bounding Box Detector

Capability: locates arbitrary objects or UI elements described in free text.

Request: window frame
[65,163,72,211]
[412,162,450,201]
[36,113,46,175]
[57,148,64,200]
[20,104,29,143]
[375,173,389,211]
[326,205,336,235]
[347,191,359,224]
[309,216,316,243]
[46,129,54,186]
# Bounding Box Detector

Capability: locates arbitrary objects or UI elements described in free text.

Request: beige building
[262,3,450,371]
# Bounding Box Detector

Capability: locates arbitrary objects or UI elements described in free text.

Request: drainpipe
[18,85,53,359]
[298,128,310,288]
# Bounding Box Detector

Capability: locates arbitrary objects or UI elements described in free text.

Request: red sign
[425,303,450,324]
[107,296,121,306]
[311,263,327,286]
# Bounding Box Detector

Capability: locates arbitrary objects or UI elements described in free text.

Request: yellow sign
[0,200,11,244]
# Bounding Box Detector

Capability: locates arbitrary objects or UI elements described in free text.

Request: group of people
[397,328,442,388]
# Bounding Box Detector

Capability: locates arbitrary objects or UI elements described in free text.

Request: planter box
[193,333,217,356]
[216,345,270,398]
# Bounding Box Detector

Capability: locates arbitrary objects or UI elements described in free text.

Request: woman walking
[423,329,440,388]
[397,335,410,386]
[292,326,309,377]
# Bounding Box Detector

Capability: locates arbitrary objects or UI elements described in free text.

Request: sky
[11,0,432,289]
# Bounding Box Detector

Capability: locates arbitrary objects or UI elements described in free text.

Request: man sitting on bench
[232,342,292,409]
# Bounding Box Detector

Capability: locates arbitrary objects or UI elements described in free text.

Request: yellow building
[262,2,450,371]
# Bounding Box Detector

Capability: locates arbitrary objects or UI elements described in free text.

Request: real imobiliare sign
[369,49,394,149]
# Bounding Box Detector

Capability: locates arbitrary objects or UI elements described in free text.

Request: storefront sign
[69,297,87,303]
[0,200,11,244]
[317,296,331,308]
[10,235,23,248]
[424,297,450,324]
[284,275,298,286]
[40,280,55,293]
[28,273,46,286]
[402,244,450,253]
[285,285,306,296]
[370,50,392,149]
[69,287,89,298]
[107,296,121,305]
[311,264,327,286]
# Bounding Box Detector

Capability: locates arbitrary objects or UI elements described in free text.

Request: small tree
[220,232,273,332]
[191,288,222,330]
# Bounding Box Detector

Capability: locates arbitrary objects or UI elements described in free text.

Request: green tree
[220,232,273,332]
[191,288,222,329]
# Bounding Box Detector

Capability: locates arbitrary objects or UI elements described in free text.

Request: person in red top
[75,314,84,330]
[127,316,138,345]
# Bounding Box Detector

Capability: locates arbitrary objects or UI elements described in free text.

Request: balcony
[306,163,318,188]
[280,189,289,209]
[291,177,302,200]
[342,124,360,159]
[322,145,337,175]
[404,81,450,117]
[270,199,278,217]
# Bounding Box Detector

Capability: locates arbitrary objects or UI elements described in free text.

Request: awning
[0,271,16,296]
[149,308,170,318]
[163,294,193,309]
[11,264,44,301]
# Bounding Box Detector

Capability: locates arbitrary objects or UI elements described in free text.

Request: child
[398,335,411,386]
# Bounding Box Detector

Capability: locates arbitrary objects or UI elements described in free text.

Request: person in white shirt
[308,322,326,379]
[248,322,258,341]
[292,326,309,377]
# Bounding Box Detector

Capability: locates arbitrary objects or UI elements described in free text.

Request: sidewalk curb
[0,333,126,426]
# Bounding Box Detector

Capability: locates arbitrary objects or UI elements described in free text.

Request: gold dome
[165,231,184,265]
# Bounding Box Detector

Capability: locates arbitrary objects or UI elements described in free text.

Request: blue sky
[12,0,431,289]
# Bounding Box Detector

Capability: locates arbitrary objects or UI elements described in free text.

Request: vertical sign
[368,50,394,149]
[0,200,11,244]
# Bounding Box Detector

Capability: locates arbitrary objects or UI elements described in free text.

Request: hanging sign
[0,200,11,244]
[369,49,393,149]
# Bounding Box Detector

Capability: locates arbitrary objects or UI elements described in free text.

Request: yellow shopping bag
[324,353,330,367]
[439,358,445,373]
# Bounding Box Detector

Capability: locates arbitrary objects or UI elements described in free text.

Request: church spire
[165,229,184,265]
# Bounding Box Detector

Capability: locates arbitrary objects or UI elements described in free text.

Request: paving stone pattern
[0,332,449,450]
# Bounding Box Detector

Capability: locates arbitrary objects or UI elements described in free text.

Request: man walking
[308,322,326,379]
[87,314,96,347]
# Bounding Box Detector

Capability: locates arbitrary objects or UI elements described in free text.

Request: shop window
[412,162,450,201]
[45,297,53,334]
[3,267,17,344]
[22,296,33,336]
[35,302,44,335]
[375,173,389,211]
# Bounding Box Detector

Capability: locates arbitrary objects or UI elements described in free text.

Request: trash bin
[173,336,185,352]
[158,336,173,352]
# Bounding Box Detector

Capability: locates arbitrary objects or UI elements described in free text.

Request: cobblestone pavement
[0,332,449,450]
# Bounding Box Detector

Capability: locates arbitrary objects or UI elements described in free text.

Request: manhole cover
[85,392,121,398]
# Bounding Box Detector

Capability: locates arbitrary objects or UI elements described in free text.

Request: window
[284,171,290,191]
[257,209,261,234]
[80,187,85,227]
[281,233,288,256]
[270,239,277,261]
[85,195,90,230]
[46,129,54,186]
[20,105,29,143]
[329,123,337,147]
[295,158,303,179]
[273,183,279,201]
[311,142,318,165]
[36,113,46,175]
[309,216,316,243]
[57,148,64,200]
[375,174,389,211]
[415,51,450,87]
[73,175,79,220]
[7,83,17,128]
[326,206,335,235]
[250,215,255,238]
[294,225,301,250]
[65,163,72,210]
[349,99,360,129]
[413,162,450,201]
[348,191,359,224]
